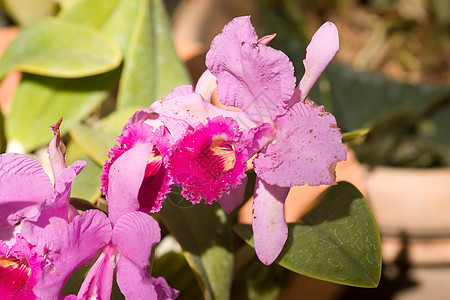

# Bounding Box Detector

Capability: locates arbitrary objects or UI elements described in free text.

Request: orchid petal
[20,160,86,248]
[257,33,276,46]
[206,16,296,122]
[0,153,53,227]
[289,22,339,106]
[112,211,160,269]
[218,175,248,213]
[243,122,275,157]
[77,244,115,300]
[52,160,86,219]
[116,255,179,300]
[48,118,66,181]
[107,143,154,224]
[151,87,257,133]
[32,210,112,300]
[254,101,346,187]
[252,178,289,265]
[194,70,217,102]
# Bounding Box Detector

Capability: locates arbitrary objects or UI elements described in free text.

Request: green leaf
[68,124,117,166]
[59,0,141,55]
[152,236,203,300]
[342,128,370,143]
[66,141,102,203]
[1,0,57,26]
[66,108,139,168]
[158,193,233,300]
[99,106,141,136]
[327,62,448,132]
[116,0,190,109]
[0,18,121,78]
[232,245,289,300]
[5,70,120,151]
[235,181,382,288]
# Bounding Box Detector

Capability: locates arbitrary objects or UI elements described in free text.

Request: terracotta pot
[362,165,450,265]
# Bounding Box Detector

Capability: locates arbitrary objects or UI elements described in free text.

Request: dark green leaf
[158,193,233,300]
[152,236,203,300]
[235,181,381,288]
[328,62,448,134]
[231,245,289,300]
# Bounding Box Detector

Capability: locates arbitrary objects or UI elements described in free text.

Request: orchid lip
[0,256,32,293]
[210,135,236,172]
[145,151,163,177]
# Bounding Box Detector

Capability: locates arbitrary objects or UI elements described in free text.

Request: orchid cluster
[0,16,346,299]
[101,16,346,264]
[0,119,178,299]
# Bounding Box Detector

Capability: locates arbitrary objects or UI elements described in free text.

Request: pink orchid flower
[0,235,44,300]
[34,141,179,299]
[205,16,347,265]
[103,82,254,210]
[0,119,86,299]
[0,122,177,299]
[0,119,85,232]
[149,84,258,208]
[28,209,178,300]
[100,117,174,218]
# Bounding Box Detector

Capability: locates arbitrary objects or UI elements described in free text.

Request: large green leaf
[158,193,233,300]
[59,0,141,55]
[116,0,190,109]
[235,181,381,288]
[0,18,121,79]
[6,70,120,151]
[328,63,449,132]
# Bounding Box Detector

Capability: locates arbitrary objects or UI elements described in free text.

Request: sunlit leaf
[59,0,141,55]
[6,69,120,151]
[66,141,102,203]
[158,193,233,300]
[0,18,121,78]
[116,0,190,109]
[68,124,117,166]
[235,181,381,288]
[99,106,141,136]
